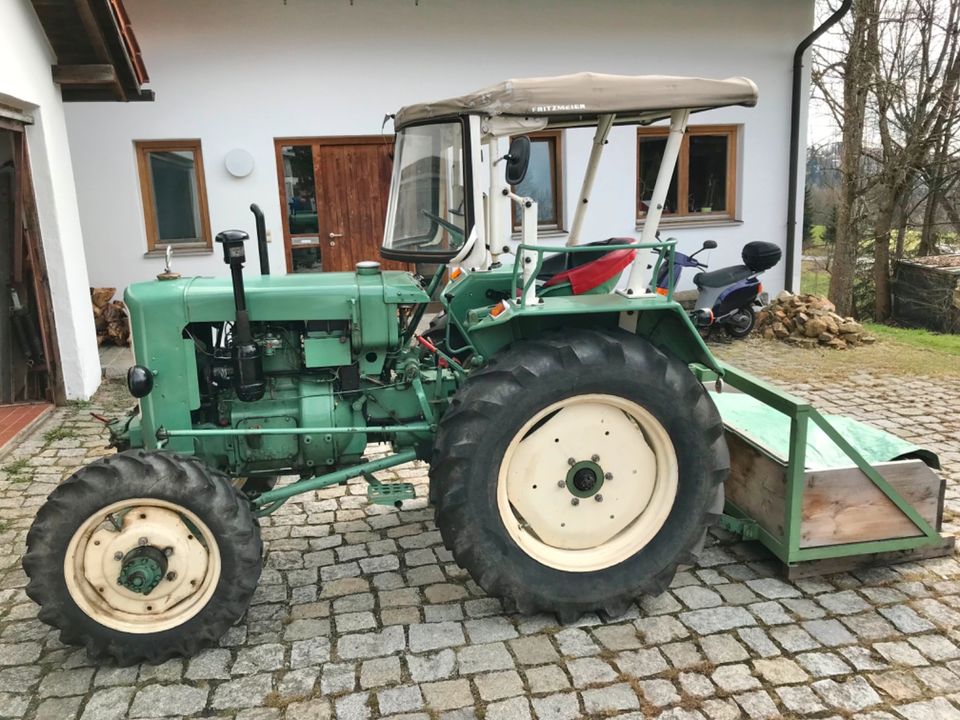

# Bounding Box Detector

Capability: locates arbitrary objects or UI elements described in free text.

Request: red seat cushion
[542,249,637,295]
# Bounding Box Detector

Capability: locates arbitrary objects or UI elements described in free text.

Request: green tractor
[22,73,890,665]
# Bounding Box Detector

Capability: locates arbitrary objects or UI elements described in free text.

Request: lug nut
[137,537,148,546]
[567,457,576,466]
[571,498,579,506]
[591,454,600,462]
[166,571,177,581]
[163,547,173,557]
[595,494,604,502]
[557,480,565,488]
[604,472,613,481]
[113,551,123,561]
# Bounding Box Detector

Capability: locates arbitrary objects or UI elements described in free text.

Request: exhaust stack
[215,230,265,402]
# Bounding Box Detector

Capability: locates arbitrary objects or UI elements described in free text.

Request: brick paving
[0,339,958,719]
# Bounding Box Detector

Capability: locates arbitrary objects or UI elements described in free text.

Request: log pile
[91,287,130,346]
[756,292,876,349]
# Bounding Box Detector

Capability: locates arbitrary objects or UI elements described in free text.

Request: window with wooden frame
[637,125,738,223]
[135,139,212,252]
[511,130,564,231]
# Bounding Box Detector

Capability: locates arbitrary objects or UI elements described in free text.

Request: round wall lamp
[224,148,255,178]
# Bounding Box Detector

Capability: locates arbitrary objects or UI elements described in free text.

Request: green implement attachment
[695,362,954,578]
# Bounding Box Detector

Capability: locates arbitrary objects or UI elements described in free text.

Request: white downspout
[486,136,502,266]
[567,113,615,247]
[623,108,689,296]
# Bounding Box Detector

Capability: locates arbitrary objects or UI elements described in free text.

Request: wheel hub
[118,546,168,595]
[566,460,604,498]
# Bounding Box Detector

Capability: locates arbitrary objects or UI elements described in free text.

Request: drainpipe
[785,0,852,291]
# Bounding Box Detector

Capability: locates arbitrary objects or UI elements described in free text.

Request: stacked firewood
[91,287,130,346]
[756,292,876,349]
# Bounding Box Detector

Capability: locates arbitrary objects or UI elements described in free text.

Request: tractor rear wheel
[23,450,262,665]
[430,329,727,621]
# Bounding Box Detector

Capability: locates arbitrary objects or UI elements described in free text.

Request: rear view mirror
[504,136,531,186]
[703,240,718,250]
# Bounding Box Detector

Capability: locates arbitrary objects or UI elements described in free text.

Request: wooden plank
[801,459,942,547]
[724,427,944,550]
[786,535,956,579]
[52,64,119,85]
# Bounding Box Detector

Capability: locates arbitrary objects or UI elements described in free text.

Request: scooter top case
[742,241,781,273]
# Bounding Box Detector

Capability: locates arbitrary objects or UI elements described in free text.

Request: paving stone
[337,611,378,633]
[408,649,457,682]
[464,617,518,643]
[567,657,617,687]
[712,663,761,693]
[290,636,331,668]
[752,657,808,685]
[286,699,333,720]
[233,643,285,674]
[34,696,82,720]
[817,590,872,615]
[530,692,580,720]
[737,627,780,657]
[38,668,94,698]
[211,672,274,710]
[770,624,819,652]
[802,618,856,647]
[840,646,888,671]
[680,606,756,634]
[637,678,679,707]
[525,664,570,693]
[476,670,524,701]
[874,641,930,667]
[80,687,135,720]
[870,670,925,701]
[422,679,473,710]
[734,689,779,719]
[914,665,960,693]
[878,605,937,634]
[775,685,827,715]
[908,634,960,661]
[553,628,600,657]
[457,641,515,674]
[796,651,854,677]
[335,692,371,720]
[130,684,208,717]
[338,626,406,659]
[614,648,670,678]
[674,585,723,609]
[360,656,401,688]
[508,635,560,665]
[378,685,424,714]
[812,675,881,712]
[748,600,793,625]
[185,648,232,680]
[746,578,801,599]
[702,698,742,720]
[635,615,690,643]
[662,640,705,669]
[700,633,749,664]
[581,682,640,713]
[591,623,642,650]
[894,697,960,720]
[486,696,532,720]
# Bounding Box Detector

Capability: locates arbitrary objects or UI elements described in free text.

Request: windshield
[382,121,467,261]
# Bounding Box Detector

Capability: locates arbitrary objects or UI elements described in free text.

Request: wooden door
[275,136,407,273]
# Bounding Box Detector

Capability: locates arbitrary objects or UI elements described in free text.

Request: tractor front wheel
[430,329,728,621]
[23,450,262,665]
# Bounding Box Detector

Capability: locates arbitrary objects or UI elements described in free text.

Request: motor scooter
[657,240,782,338]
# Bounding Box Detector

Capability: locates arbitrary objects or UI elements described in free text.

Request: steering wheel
[421,210,464,241]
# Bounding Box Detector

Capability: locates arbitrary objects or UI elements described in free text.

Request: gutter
[785,0,852,291]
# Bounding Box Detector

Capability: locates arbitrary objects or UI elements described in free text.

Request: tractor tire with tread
[23,450,262,665]
[430,328,727,621]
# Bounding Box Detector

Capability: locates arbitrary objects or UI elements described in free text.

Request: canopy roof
[393,72,758,130]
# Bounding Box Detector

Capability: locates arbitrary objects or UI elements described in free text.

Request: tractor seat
[693,264,753,289]
[542,249,637,295]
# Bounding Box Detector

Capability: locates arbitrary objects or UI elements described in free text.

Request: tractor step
[367,482,416,507]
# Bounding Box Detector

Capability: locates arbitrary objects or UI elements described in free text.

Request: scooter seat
[694,264,753,289]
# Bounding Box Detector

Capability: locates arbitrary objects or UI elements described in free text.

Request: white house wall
[1,0,101,399]
[65,0,814,295]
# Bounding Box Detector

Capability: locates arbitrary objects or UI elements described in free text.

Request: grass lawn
[862,322,960,357]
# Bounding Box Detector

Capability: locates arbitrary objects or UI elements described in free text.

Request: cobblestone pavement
[1,340,959,720]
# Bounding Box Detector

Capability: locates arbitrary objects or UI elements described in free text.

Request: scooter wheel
[724,307,756,338]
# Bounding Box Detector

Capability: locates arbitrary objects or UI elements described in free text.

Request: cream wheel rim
[64,498,221,634]
[497,394,678,572]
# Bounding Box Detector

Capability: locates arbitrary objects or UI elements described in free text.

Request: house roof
[30,0,152,102]
[393,72,758,130]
